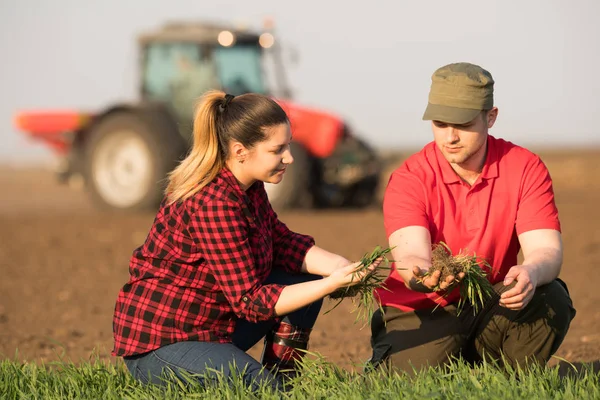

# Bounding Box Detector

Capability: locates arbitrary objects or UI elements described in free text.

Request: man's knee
[477,279,576,367]
[544,279,575,309]
[531,279,576,333]
[497,278,575,331]
[368,308,393,369]
[535,279,576,352]
[368,306,465,373]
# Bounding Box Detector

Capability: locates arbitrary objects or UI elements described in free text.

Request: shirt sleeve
[515,156,561,235]
[270,209,315,274]
[383,168,429,238]
[186,199,283,323]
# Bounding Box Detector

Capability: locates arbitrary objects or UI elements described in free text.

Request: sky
[1,0,599,164]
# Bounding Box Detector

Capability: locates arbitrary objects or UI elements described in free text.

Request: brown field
[0,148,598,371]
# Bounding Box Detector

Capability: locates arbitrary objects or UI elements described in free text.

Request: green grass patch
[0,354,598,399]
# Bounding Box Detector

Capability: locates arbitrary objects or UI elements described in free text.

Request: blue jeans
[123,269,322,391]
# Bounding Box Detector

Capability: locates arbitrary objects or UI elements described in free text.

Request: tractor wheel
[83,110,185,211]
[264,142,311,211]
[345,175,380,208]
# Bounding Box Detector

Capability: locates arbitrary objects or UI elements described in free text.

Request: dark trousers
[123,269,322,390]
[369,279,576,373]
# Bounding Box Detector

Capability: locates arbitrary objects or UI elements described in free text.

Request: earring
[238,159,244,164]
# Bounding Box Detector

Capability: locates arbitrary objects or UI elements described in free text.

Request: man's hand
[499,265,538,310]
[409,266,465,292]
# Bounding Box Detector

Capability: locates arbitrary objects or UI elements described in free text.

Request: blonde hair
[166,90,288,204]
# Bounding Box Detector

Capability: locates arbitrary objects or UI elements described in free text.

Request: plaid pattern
[112,168,315,357]
[261,322,311,372]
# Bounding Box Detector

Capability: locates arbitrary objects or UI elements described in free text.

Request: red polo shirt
[376,135,560,311]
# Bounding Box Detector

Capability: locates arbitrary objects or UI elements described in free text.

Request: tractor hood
[277,100,345,159]
[15,101,348,159]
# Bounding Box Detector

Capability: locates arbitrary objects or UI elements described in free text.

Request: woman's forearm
[301,246,349,276]
[274,276,338,316]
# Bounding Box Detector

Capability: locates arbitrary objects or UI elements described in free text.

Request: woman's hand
[327,258,383,289]
[331,256,353,274]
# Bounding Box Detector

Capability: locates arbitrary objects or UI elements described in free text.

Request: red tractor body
[14,21,381,211]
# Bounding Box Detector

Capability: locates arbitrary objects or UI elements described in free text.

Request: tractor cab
[138,21,287,134]
[14,20,382,212]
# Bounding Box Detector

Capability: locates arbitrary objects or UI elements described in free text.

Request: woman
[112,91,379,391]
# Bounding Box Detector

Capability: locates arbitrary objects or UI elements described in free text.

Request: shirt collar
[217,167,260,201]
[435,135,499,185]
[436,145,462,184]
[480,136,499,181]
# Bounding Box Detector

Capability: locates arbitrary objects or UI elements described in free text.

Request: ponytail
[165,90,225,204]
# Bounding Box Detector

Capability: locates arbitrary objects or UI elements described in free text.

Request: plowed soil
[1,149,598,371]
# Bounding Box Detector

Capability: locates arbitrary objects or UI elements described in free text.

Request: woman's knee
[123,351,181,386]
[283,296,322,328]
[123,356,151,385]
[266,269,322,286]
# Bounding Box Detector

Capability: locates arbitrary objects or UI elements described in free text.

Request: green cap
[422,62,494,124]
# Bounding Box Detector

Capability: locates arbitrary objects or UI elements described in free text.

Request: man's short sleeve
[515,157,561,235]
[383,169,429,238]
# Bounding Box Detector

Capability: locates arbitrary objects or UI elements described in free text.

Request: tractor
[14,20,381,211]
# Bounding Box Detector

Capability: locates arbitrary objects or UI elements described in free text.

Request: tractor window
[142,43,219,101]
[214,44,266,95]
[142,42,221,124]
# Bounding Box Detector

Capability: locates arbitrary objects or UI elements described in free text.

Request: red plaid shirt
[112,168,315,357]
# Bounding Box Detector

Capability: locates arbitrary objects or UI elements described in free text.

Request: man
[369,62,576,373]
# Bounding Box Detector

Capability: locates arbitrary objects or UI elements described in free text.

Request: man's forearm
[522,247,562,286]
